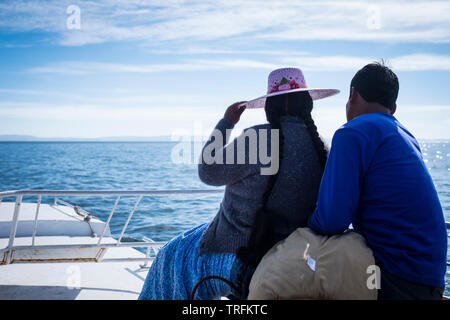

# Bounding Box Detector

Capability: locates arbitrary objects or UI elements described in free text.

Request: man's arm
[307,127,366,235]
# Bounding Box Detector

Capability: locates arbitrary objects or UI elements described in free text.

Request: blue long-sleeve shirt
[307,112,447,288]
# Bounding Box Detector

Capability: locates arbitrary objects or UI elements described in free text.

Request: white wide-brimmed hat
[240,67,340,109]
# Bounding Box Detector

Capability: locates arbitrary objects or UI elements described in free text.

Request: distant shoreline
[0,135,175,142]
[0,140,178,143]
[0,136,448,143]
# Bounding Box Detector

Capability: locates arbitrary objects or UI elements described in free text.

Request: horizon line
[0,134,448,143]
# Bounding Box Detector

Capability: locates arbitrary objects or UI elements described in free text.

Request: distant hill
[0,135,174,142]
[0,135,446,143]
[0,135,38,141]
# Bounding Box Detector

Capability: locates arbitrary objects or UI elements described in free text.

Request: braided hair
[236,91,328,269]
[283,92,328,169]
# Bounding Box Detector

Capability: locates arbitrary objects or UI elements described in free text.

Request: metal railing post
[31,195,42,246]
[117,195,143,245]
[98,195,120,246]
[6,195,23,264]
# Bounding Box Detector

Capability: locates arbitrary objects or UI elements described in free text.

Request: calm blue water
[0,141,449,294]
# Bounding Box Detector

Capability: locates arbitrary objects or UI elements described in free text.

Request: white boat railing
[0,189,224,265]
[0,190,449,267]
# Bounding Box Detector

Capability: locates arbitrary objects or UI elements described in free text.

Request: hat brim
[239,88,340,109]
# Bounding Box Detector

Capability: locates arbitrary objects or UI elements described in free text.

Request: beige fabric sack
[247,227,377,300]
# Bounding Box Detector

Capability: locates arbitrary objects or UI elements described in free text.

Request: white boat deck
[0,245,150,299]
[0,201,154,300]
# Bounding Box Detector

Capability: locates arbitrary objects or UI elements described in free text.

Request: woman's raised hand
[224,101,247,125]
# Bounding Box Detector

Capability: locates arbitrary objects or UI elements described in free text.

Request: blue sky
[0,0,449,140]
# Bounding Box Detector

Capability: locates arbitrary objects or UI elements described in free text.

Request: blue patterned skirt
[138,223,238,300]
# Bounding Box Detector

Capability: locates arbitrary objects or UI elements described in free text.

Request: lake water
[0,141,448,295]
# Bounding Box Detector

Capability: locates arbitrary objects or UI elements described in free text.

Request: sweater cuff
[216,118,235,130]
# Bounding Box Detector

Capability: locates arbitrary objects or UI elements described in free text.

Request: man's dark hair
[350,62,399,110]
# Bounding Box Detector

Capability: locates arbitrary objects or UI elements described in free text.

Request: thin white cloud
[145,46,309,56]
[0,89,49,95]
[400,105,450,112]
[283,54,450,72]
[1,0,449,46]
[24,53,450,75]
[0,91,223,107]
[0,103,220,121]
[390,54,450,71]
[26,59,280,75]
[312,104,450,139]
[0,103,224,137]
[1,103,448,139]
[258,1,450,43]
[26,61,211,75]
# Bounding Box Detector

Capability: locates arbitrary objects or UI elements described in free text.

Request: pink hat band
[267,68,307,94]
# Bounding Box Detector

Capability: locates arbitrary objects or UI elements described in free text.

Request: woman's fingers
[224,101,248,124]
[238,103,247,110]
[232,101,247,109]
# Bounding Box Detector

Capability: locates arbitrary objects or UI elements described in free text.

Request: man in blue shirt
[307,63,447,299]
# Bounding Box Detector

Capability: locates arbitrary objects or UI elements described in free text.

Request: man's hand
[224,101,247,125]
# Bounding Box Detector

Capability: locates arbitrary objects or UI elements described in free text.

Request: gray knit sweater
[198,116,323,255]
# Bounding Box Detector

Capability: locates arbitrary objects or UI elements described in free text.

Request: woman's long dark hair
[236,91,328,269]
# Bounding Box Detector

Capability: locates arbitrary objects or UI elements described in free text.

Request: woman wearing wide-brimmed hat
[139,67,339,300]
